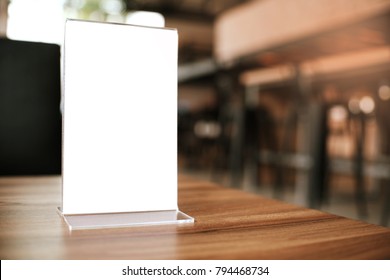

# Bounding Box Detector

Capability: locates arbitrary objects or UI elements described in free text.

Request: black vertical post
[354,113,368,218]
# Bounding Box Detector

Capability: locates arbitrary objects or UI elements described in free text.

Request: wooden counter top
[0,175,389,259]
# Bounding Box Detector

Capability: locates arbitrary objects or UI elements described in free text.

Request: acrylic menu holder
[58,19,194,230]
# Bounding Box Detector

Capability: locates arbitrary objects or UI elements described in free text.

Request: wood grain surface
[0,175,389,259]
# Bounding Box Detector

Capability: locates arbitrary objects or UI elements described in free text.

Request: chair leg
[380,185,390,226]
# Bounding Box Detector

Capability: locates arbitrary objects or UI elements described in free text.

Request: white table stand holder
[58,19,194,230]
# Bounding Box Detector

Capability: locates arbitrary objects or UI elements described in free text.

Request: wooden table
[1,175,389,259]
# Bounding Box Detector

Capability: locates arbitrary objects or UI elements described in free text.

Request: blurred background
[1,0,390,227]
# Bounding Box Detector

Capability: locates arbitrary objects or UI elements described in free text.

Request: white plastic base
[57,208,194,230]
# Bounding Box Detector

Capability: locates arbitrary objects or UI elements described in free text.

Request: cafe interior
[1,0,390,229]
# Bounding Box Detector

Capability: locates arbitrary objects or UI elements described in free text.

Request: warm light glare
[194,121,221,139]
[378,85,390,101]
[359,96,375,114]
[329,105,348,122]
[126,11,165,28]
[348,98,360,114]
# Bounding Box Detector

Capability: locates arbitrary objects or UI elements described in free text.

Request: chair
[0,38,62,175]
